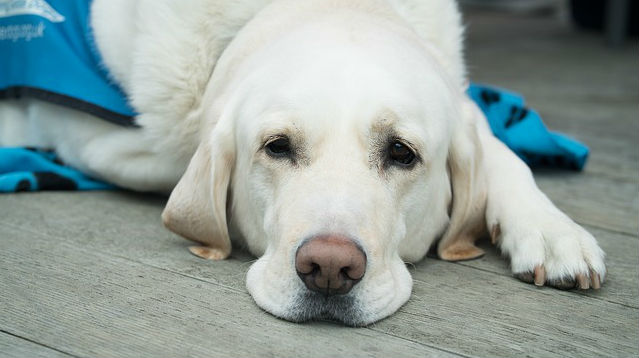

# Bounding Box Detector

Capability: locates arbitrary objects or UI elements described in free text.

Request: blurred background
[455,0,638,241]
[459,0,637,191]
[461,0,637,45]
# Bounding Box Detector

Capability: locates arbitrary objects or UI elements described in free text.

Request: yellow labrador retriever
[0,0,605,325]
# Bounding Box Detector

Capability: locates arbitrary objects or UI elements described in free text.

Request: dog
[0,0,606,326]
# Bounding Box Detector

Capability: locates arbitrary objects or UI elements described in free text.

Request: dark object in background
[571,0,638,45]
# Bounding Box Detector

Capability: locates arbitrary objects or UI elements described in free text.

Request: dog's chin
[246,254,413,326]
[246,263,373,326]
[284,291,370,327]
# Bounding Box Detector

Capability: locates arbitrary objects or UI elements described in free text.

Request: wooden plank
[376,257,639,358]
[1,192,638,358]
[471,78,639,185]
[534,173,638,235]
[0,192,251,293]
[0,225,460,358]
[465,12,638,103]
[464,10,639,184]
[579,137,638,183]
[0,332,75,358]
[531,100,638,142]
[456,225,639,308]
[533,101,638,183]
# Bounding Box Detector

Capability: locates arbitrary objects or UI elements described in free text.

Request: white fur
[0,0,605,325]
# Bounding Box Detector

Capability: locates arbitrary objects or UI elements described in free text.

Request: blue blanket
[468,84,588,171]
[0,84,589,193]
[0,147,114,191]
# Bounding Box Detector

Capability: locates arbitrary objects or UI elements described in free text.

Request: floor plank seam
[67,241,251,297]
[0,329,80,358]
[395,296,638,353]
[365,326,472,358]
[581,172,638,184]
[447,261,639,309]
[412,266,638,310]
[117,256,250,295]
[581,223,639,239]
[534,171,639,185]
[581,224,638,238]
[572,217,637,237]
[0,220,251,296]
[394,309,636,353]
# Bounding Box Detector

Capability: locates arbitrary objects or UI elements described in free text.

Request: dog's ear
[437,98,488,261]
[162,129,234,260]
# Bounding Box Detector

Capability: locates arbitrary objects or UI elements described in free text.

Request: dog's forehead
[229,17,458,149]
[235,63,454,137]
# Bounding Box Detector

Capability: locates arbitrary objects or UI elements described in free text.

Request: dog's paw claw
[591,270,601,290]
[513,265,548,286]
[576,273,589,290]
[515,267,604,291]
[533,265,545,286]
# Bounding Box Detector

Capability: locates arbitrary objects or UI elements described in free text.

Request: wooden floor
[1,8,637,358]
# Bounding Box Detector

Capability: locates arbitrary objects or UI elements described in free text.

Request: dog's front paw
[491,210,606,290]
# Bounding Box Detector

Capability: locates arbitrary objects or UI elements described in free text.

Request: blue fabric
[0,0,136,125]
[468,83,589,171]
[0,147,114,192]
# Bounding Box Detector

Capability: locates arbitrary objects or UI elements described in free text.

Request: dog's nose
[295,235,366,296]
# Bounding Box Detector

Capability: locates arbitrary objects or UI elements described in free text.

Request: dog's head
[163,7,482,326]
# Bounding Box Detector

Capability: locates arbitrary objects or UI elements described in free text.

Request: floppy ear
[162,131,234,260]
[437,98,488,261]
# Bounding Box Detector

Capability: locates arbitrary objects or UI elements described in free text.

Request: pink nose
[295,235,367,296]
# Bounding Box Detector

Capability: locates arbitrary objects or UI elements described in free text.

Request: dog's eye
[389,141,416,167]
[265,137,292,158]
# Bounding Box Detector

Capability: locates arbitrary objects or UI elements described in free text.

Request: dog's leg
[0,100,52,147]
[473,102,606,290]
[72,129,188,193]
[1,99,187,192]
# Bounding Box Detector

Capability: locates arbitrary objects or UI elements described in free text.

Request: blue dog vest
[0,0,136,126]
